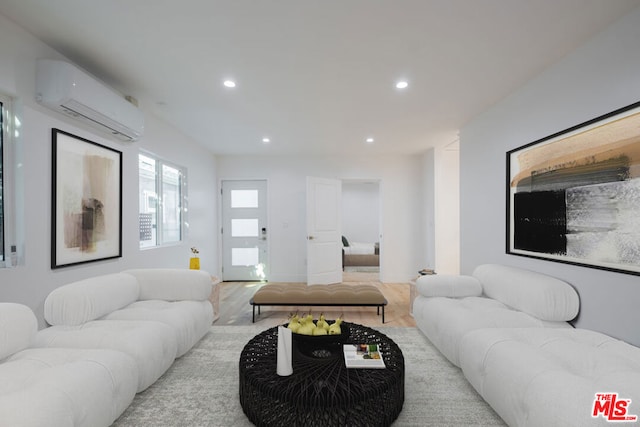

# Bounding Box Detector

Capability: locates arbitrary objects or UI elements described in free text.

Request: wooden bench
[250,283,388,323]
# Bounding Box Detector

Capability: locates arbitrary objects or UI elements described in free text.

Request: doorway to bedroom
[341,180,380,282]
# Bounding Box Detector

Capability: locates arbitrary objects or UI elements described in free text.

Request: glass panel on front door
[232,247,259,266]
[231,219,259,237]
[231,190,259,208]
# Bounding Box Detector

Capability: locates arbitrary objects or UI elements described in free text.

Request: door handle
[307,235,314,240]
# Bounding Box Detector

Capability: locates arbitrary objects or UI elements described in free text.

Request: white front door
[306,176,342,285]
[221,180,268,281]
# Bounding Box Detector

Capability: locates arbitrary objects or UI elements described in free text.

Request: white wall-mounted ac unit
[36,59,144,142]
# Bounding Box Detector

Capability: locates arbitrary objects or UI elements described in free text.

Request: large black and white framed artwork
[52,129,122,268]
[507,101,640,276]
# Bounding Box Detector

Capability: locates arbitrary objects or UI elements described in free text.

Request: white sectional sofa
[460,327,640,427]
[0,302,138,427]
[413,264,640,427]
[0,268,216,427]
[413,263,579,367]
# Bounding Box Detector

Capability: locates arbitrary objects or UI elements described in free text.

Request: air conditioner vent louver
[36,59,144,142]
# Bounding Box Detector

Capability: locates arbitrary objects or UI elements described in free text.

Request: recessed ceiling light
[365,137,374,143]
[262,137,271,144]
[223,80,236,88]
[395,81,408,89]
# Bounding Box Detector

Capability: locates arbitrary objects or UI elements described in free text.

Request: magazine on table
[343,343,386,369]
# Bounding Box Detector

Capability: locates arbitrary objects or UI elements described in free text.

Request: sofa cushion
[460,328,640,427]
[415,274,482,298]
[103,299,213,357]
[44,273,140,326]
[124,268,212,301]
[412,295,572,367]
[33,320,177,392]
[1,348,138,427]
[473,264,579,321]
[0,303,37,360]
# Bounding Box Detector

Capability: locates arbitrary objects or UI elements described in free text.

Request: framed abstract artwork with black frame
[52,129,122,268]
[506,101,640,276]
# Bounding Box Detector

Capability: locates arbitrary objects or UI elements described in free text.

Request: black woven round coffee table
[239,322,404,427]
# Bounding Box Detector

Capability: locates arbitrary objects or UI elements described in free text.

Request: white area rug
[112,326,505,426]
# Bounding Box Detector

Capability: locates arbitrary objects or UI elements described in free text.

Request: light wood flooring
[214,271,416,328]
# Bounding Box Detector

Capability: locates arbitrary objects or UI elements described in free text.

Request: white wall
[421,149,436,271]
[217,155,425,283]
[0,14,219,328]
[434,140,460,274]
[342,181,379,244]
[460,6,640,346]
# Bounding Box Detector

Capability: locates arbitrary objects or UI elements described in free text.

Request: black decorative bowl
[284,321,350,350]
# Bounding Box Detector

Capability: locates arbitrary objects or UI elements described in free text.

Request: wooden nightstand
[410,271,436,317]
[209,276,221,323]
[409,278,418,317]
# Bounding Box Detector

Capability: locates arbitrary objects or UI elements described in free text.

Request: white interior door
[306,176,342,285]
[221,180,268,281]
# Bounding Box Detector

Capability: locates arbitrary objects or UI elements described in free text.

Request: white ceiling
[1,0,639,156]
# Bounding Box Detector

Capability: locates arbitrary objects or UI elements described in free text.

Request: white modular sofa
[0,302,138,427]
[0,268,216,427]
[460,327,640,427]
[413,263,579,367]
[413,264,640,426]
[36,268,214,391]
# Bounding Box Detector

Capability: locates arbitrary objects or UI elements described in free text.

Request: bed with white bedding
[342,237,379,268]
